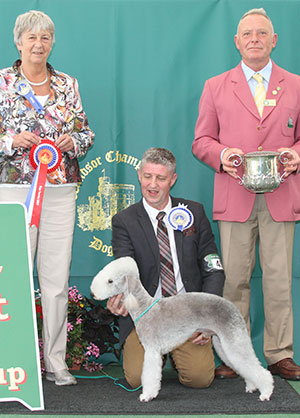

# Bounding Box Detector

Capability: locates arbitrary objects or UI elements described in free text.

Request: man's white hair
[237,8,274,36]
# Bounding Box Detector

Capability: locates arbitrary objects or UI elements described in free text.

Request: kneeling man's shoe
[268,358,300,380]
[215,363,238,379]
[46,369,77,386]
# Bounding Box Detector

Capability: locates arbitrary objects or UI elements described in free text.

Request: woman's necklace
[21,67,48,86]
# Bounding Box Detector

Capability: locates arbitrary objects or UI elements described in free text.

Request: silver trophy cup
[228,150,294,193]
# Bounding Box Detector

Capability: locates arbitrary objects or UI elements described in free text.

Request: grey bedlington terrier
[90,256,274,402]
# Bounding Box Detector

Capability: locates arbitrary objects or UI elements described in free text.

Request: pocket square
[183,225,196,236]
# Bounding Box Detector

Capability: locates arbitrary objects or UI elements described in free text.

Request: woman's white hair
[14,10,55,46]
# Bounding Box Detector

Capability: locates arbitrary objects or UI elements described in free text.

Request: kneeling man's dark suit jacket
[111,196,225,345]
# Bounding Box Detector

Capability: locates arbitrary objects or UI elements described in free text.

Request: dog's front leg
[139,348,163,402]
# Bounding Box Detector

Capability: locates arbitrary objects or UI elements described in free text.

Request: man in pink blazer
[192,7,300,380]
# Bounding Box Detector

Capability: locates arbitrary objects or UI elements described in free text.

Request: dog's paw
[139,392,155,402]
[259,392,271,401]
[246,388,255,393]
[245,385,256,393]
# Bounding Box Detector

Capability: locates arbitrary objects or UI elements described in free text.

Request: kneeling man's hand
[190,332,210,345]
[107,294,128,317]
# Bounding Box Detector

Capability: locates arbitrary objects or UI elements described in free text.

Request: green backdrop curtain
[1,0,299,365]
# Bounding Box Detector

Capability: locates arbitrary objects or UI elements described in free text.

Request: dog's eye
[108,279,113,284]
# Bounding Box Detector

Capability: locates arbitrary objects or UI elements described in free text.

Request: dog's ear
[124,293,139,310]
[125,274,138,294]
[123,274,140,311]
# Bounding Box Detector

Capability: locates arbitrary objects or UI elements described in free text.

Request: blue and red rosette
[25,140,62,228]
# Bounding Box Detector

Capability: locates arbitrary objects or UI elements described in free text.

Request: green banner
[0,203,44,411]
[74,149,142,275]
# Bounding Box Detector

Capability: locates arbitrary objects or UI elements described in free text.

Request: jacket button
[258,146,263,151]
[257,125,261,131]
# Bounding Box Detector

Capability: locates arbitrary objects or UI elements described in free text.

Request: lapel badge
[264,99,276,107]
[272,90,278,96]
[288,117,294,128]
[166,203,194,231]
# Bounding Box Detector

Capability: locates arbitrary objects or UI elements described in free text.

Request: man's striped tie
[156,211,177,297]
[253,73,266,117]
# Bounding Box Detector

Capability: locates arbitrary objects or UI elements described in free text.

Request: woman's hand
[12,131,40,149]
[56,134,75,152]
[106,294,128,317]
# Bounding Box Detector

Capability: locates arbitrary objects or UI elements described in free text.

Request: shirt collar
[142,197,172,222]
[13,59,57,104]
[13,59,55,76]
[241,59,272,83]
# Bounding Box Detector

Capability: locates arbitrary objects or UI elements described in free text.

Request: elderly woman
[0,11,94,385]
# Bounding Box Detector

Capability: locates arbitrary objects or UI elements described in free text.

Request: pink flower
[83,361,103,373]
[67,322,74,332]
[68,286,84,303]
[86,342,100,358]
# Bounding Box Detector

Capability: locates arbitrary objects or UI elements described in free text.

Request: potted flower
[35,286,120,373]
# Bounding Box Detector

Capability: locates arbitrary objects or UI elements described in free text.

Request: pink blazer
[192,61,300,222]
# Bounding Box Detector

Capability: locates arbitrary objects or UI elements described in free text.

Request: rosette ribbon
[16,80,44,114]
[25,140,62,227]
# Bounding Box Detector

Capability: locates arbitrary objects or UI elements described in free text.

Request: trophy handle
[227,153,243,167]
[279,150,296,183]
[227,153,244,185]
